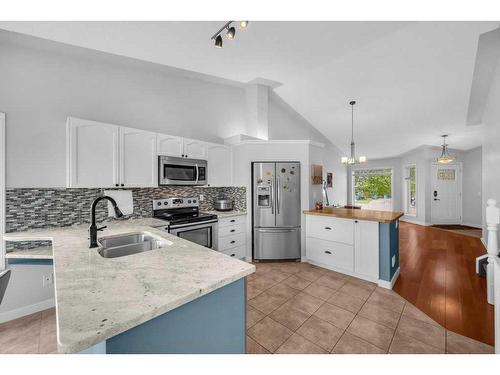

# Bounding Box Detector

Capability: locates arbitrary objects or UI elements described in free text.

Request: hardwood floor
[394,222,494,346]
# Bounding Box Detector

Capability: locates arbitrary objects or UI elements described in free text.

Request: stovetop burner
[152,197,217,226]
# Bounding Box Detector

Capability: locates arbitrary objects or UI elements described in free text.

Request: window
[404,165,417,216]
[352,168,393,211]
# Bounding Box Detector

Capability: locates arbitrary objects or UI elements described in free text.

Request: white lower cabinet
[306,216,379,281]
[217,215,247,260]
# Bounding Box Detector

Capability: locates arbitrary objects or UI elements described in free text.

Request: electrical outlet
[391,255,396,268]
[199,194,204,202]
[42,273,53,287]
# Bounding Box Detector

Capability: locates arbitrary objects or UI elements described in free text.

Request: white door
[354,220,379,280]
[431,163,462,224]
[120,127,157,187]
[207,143,231,187]
[66,117,119,188]
[183,138,207,159]
[157,134,183,157]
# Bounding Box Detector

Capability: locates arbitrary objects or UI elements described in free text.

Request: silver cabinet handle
[324,250,332,255]
[324,226,332,230]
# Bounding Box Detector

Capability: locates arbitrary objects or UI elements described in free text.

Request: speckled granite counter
[205,210,247,218]
[6,246,53,260]
[3,218,255,353]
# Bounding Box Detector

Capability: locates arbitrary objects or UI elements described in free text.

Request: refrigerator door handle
[276,176,281,214]
[270,177,275,214]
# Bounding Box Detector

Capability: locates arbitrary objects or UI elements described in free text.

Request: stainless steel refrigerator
[252,162,301,260]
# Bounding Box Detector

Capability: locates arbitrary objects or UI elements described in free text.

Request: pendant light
[436,135,455,164]
[341,100,367,165]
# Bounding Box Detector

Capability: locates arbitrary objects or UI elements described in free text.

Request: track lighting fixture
[211,21,249,48]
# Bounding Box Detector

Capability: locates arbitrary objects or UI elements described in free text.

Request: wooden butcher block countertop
[303,207,404,224]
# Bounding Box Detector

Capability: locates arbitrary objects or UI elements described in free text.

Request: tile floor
[0,261,495,354]
[246,261,495,354]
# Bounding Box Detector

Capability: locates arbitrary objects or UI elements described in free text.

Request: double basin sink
[98,232,167,258]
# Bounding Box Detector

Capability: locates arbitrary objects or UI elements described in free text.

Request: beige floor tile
[286,292,324,315]
[397,316,445,351]
[269,304,311,331]
[358,302,401,329]
[246,336,271,354]
[282,275,312,290]
[348,277,377,292]
[332,332,386,354]
[297,315,343,351]
[296,268,324,282]
[247,316,293,353]
[446,331,494,354]
[314,302,355,330]
[328,291,365,313]
[248,291,287,315]
[389,331,443,354]
[249,274,279,291]
[303,283,336,301]
[247,305,266,329]
[315,273,347,290]
[267,282,301,300]
[366,288,405,314]
[273,262,301,274]
[267,270,292,283]
[338,281,373,301]
[275,333,327,354]
[347,316,395,351]
[246,282,264,300]
[402,303,441,327]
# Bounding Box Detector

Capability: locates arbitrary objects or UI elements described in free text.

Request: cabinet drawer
[218,233,246,251]
[306,237,354,272]
[218,223,245,237]
[219,215,246,228]
[221,245,246,260]
[306,215,354,245]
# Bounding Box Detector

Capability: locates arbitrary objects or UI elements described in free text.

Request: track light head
[215,35,223,48]
[226,26,236,40]
[239,21,248,28]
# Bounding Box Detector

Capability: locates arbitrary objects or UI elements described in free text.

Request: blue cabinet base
[81,278,246,354]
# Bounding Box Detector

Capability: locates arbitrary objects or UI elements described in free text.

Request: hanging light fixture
[211,21,249,48]
[341,100,367,165]
[436,135,455,164]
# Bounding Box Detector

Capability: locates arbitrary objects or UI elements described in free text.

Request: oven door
[158,156,207,186]
[169,220,218,249]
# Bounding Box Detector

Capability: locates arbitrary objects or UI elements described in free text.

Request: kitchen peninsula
[4,219,255,354]
[304,207,403,289]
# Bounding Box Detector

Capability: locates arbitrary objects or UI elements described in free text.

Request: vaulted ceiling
[0,21,497,158]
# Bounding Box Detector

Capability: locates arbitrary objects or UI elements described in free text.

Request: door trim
[0,113,5,270]
[430,162,463,225]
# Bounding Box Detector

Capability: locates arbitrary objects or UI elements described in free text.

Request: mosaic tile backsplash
[5,186,246,250]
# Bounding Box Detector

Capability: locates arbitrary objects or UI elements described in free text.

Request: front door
[431,163,462,224]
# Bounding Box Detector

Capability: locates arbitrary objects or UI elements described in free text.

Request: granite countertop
[205,210,247,218]
[6,246,53,260]
[303,207,404,224]
[3,218,255,354]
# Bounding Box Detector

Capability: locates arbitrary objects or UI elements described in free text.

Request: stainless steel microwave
[158,156,207,186]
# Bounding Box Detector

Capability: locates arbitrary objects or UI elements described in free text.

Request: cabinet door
[354,220,379,280]
[66,117,119,188]
[183,138,207,159]
[120,127,157,187]
[157,134,183,157]
[207,143,232,186]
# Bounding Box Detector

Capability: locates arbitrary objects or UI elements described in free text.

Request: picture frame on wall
[311,164,323,185]
[327,172,333,188]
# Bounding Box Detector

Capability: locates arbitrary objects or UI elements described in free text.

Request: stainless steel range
[152,197,218,249]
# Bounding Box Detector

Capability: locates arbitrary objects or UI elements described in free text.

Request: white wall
[482,57,500,239]
[462,147,483,227]
[0,30,247,188]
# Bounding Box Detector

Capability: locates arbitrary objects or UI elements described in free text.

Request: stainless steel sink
[98,232,166,258]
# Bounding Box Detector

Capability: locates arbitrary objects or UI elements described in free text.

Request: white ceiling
[0,21,497,158]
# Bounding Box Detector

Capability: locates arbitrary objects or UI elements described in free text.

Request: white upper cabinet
[207,143,232,187]
[157,134,184,157]
[183,138,207,159]
[120,127,157,187]
[67,117,119,188]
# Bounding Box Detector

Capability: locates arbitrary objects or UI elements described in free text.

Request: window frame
[351,166,394,211]
[403,164,417,217]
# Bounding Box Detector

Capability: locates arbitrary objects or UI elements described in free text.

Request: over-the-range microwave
[158,155,207,186]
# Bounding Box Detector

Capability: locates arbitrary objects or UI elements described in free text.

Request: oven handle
[169,219,218,229]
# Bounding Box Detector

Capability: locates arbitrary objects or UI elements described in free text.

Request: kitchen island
[4,218,255,354]
[304,207,403,288]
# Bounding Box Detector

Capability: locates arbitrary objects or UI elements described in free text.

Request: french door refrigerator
[252,162,301,260]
